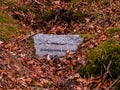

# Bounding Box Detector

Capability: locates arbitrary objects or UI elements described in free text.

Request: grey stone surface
[32,34,83,58]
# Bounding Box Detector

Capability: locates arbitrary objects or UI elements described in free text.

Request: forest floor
[0,0,120,89]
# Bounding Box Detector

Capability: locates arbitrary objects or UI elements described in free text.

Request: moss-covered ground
[0,0,29,41]
[0,0,120,89]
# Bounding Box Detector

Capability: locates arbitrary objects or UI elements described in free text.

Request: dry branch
[19,33,38,42]
[102,60,112,82]
[108,76,120,90]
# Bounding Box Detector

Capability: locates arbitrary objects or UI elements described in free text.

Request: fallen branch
[18,33,38,42]
[108,76,120,90]
[102,60,112,82]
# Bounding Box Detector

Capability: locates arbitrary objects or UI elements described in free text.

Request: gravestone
[32,34,83,58]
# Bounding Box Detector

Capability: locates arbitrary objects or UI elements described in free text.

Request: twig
[108,70,114,80]
[32,0,40,4]
[102,60,112,82]
[54,12,60,22]
[18,33,38,42]
[103,64,113,80]
[96,83,102,90]
[108,76,120,90]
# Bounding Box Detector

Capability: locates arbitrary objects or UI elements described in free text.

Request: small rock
[114,35,119,38]
[0,41,3,44]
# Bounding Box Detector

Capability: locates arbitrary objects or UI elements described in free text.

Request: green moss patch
[85,0,103,3]
[0,3,29,41]
[73,11,90,22]
[41,9,57,22]
[80,33,95,38]
[79,40,120,79]
[105,27,120,38]
[0,0,4,2]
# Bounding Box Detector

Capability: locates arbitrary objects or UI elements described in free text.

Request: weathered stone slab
[32,34,83,58]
